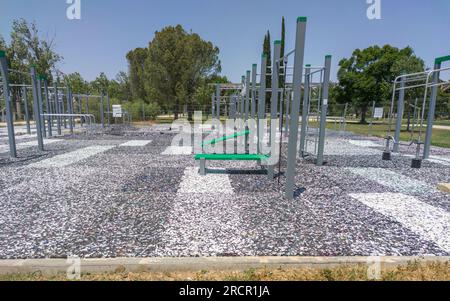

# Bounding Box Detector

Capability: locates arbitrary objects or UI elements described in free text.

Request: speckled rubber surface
[0,124,449,259]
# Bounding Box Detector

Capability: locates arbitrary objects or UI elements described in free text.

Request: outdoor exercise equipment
[196,17,317,200]
[383,55,450,168]
[298,56,332,166]
[0,50,17,157]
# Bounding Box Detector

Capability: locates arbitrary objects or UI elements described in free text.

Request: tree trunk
[406,101,411,132]
[360,105,368,124]
[174,99,179,120]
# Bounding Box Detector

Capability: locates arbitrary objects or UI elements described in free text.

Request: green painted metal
[195,153,270,161]
[297,16,307,22]
[274,40,282,45]
[435,55,450,64]
[0,50,5,57]
[201,130,250,146]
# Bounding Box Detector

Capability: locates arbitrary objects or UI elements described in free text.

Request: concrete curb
[0,256,448,276]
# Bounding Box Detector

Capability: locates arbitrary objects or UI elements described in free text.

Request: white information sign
[112,105,123,118]
[373,107,384,119]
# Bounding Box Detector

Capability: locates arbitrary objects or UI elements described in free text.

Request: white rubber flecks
[162,146,193,155]
[28,145,115,168]
[348,140,381,148]
[160,167,244,256]
[347,168,434,194]
[0,139,61,153]
[177,167,234,194]
[349,193,450,253]
[119,140,152,147]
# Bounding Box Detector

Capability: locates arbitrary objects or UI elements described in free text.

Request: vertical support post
[62,90,67,129]
[85,94,89,115]
[267,40,281,179]
[37,76,47,138]
[284,90,291,137]
[285,17,307,199]
[30,66,44,151]
[257,54,267,154]
[67,87,74,134]
[299,65,311,157]
[200,158,206,175]
[22,86,31,135]
[423,59,444,159]
[215,84,220,121]
[211,93,215,120]
[316,55,332,166]
[0,51,17,157]
[54,81,62,135]
[251,64,257,119]
[43,79,52,137]
[100,93,105,127]
[230,95,236,120]
[142,101,145,121]
[245,70,251,121]
[393,76,405,152]
[106,94,110,126]
[79,94,83,126]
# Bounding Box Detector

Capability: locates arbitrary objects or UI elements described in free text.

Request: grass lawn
[1,261,448,281]
[329,122,450,149]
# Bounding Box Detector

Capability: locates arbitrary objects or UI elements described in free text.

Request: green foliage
[126,48,148,100]
[336,45,425,123]
[140,25,221,119]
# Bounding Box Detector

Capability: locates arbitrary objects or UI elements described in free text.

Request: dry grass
[1,261,449,281]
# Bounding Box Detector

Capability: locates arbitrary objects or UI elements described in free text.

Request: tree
[1,19,62,119]
[263,31,272,108]
[337,45,425,123]
[144,25,220,119]
[126,48,148,101]
[280,17,286,87]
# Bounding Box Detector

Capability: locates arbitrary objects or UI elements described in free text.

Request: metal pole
[22,86,31,135]
[245,70,251,121]
[215,84,220,121]
[67,87,74,133]
[37,76,47,138]
[316,55,332,166]
[43,80,52,137]
[393,76,405,152]
[251,64,257,119]
[285,17,307,199]
[423,60,441,159]
[284,90,291,136]
[0,51,17,157]
[257,54,267,154]
[268,40,281,179]
[211,93,215,120]
[30,66,44,151]
[299,65,311,157]
[54,81,62,135]
[106,94,110,126]
[100,93,105,127]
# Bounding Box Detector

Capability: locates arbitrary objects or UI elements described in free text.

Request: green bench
[195,153,270,175]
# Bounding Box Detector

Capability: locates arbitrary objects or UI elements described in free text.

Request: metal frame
[384,57,450,167]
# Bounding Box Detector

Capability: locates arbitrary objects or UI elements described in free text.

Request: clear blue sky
[1,0,449,82]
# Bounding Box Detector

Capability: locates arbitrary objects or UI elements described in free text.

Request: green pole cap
[305,64,311,67]
[325,55,332,58]
[262,53,267,58]
[252,64,257,67]
[297,16,307,23]
[274,40,282,45]
[0,50,5,58]
[38,75,47,80]
[435,55,450,65]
